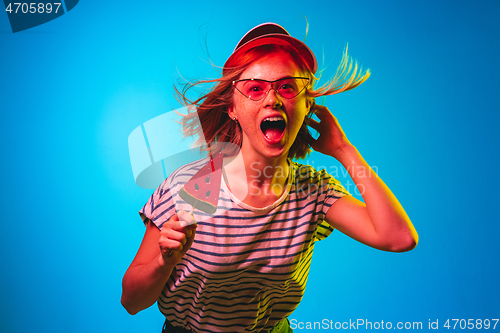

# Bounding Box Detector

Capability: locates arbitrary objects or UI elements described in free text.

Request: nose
[264,86,283,109]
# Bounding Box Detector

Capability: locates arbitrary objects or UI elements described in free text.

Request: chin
[261,141,291,160]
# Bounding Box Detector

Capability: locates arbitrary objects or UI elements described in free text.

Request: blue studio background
[1,1,499,332]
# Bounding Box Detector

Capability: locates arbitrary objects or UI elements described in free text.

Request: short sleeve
[139,158,211,229]
[323,174,350,209]
[139,177,177,229]
[315,169,350,241]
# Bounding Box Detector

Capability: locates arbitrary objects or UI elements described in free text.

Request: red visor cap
[223,23,317,75]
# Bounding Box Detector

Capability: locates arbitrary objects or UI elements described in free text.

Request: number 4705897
[444,319,498,330]
[5,3,62,14]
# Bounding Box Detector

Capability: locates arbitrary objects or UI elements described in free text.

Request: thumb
[179,224,197,256]
[178,210,197,227]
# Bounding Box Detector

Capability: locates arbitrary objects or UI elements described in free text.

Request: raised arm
[308,105,418,252]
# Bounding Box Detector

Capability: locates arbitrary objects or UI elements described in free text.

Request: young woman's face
[229,51,311,161]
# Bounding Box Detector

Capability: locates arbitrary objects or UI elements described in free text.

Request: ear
[306,97,314,113]
[227,105,235,119]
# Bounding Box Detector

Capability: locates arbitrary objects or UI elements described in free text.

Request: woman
[121,23,418,333]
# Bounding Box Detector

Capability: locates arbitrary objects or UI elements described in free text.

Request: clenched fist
[159,210,197,264]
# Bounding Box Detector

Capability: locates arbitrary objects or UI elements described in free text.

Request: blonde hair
[310,45,370,97]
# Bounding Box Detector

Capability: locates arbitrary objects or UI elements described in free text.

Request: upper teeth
[264,117,284,122]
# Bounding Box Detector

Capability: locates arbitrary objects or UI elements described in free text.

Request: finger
[182,225,197,254]
[164,225,197,257]
[161,227,187,243]
[160,237,185,254]
[183,223,197,239]
[313,104,329,112]
[313,105,333,119]
[178,210,197,227]
[165,219,192,231]
[306,118,321,131]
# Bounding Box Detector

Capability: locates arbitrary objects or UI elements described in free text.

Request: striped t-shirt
[139,158,349,333]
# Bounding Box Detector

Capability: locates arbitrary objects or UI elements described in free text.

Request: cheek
[232,96,251,116]
[290,101,309,128]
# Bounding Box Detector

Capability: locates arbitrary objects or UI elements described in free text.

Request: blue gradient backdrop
[1,1,499,332]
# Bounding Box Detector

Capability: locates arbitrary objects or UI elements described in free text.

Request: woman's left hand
[306,105,352,159]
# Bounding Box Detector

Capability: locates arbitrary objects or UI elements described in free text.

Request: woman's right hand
[159,210,197,265]
[122,210,196,314]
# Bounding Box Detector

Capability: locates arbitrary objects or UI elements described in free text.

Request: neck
[223,150,289,204]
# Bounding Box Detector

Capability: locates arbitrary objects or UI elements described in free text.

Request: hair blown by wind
[310,45,370,97]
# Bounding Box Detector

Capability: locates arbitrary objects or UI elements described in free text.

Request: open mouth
[260,116,286,142]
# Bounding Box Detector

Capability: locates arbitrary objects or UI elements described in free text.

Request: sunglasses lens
[276,78,308,98]
[234,80,269,100]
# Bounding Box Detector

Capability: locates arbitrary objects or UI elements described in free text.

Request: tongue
[263,128,283,141]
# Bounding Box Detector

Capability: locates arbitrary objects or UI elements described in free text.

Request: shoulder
[289,160,333,184]
[288,159,349,197]
[160,157,210,189]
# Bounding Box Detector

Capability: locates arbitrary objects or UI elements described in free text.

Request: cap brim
[223,34,317,74]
